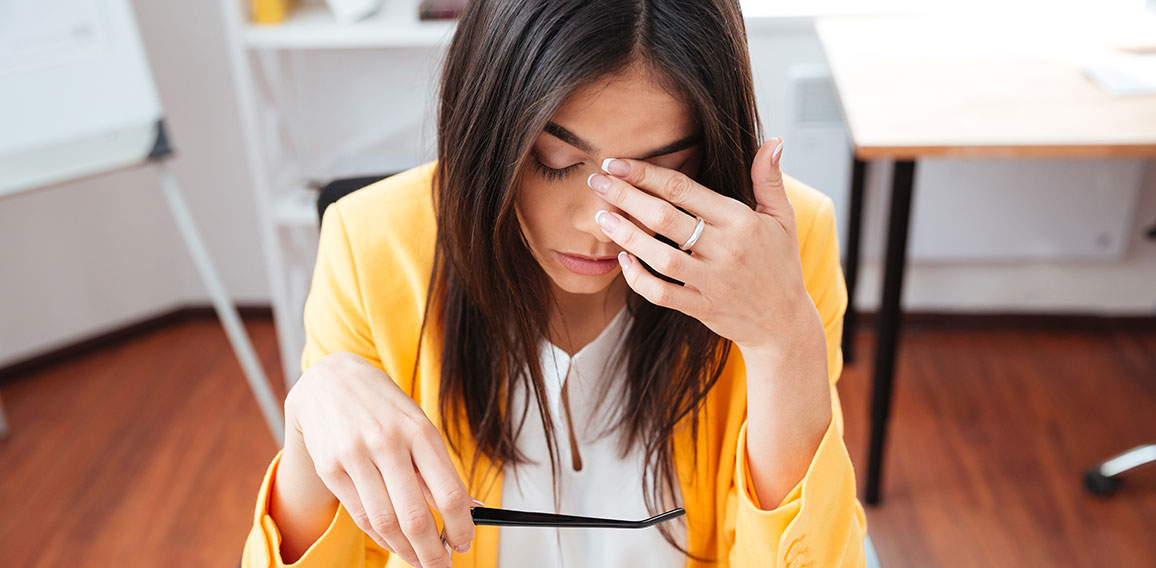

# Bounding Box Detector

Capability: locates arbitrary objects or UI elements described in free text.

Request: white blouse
[496,306,688,568]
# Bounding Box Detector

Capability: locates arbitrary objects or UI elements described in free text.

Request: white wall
[2,2,1153,368]
[853,158,1156,314]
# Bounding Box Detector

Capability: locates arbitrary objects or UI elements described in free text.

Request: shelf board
[273,186,320,228]
[242,1,931,51]
[244,3,456,50]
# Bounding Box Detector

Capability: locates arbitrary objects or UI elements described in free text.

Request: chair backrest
[315,173,396,228]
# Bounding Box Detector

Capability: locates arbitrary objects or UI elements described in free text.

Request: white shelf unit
[215,0,929,391]
[244,2,455,49]
[217,0,453,390]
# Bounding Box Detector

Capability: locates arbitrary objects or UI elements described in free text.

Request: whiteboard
[0,0,164,197]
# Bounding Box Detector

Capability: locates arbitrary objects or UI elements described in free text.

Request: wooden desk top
[814,12,1156,160]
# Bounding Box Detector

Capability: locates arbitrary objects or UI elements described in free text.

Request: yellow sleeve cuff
[730,405,867,567]
[241,451,374,567]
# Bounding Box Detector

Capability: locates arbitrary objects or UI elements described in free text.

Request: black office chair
[315,173,397,225]
[1082,236,1156,496]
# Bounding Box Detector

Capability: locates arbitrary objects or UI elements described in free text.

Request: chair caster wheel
[1084,469,1120,496]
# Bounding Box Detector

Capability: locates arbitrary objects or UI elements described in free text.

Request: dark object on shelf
[419,0,468,20]
[315,174,395,227]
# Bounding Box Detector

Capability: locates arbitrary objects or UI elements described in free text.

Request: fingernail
[602,158,629,176]
[471,498,486,507]
[617,251,630,269]
[595,210,619,232]
[587,173,611,194]
[454,542,471,554]
[771,137,784,167]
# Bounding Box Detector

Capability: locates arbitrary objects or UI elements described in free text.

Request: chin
[549,270,618,295]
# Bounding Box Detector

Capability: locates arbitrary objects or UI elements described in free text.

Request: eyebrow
[544,122,702,160]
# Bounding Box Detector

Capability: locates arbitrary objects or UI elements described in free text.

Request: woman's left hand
[588,137,819,354]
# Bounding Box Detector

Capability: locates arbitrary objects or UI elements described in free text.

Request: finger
[322,471,385,551]
[378,454,453,568]
[617,251,707,315]
[417,475,484,514]
[329,467,423,564]
[749,136,792,217]
[595,209,702,283]
[586,172,701,250]
[601,157,747,225]
[419,479,455,555]
[411,427,475,554]
[344,461,423,565]
[338,462,399,555]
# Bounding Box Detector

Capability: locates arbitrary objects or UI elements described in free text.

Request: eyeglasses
[470,506,685,529]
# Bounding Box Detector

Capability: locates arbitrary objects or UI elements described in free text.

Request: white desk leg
[155,161,285,446]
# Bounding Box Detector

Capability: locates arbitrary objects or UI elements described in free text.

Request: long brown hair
[420,0,762,557]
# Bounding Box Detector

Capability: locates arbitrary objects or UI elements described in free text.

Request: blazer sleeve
[241,451,384,567]
[241,203,390,567]
[726,195,869,567]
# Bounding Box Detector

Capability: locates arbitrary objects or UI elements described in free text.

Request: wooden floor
[0,316,1153,567]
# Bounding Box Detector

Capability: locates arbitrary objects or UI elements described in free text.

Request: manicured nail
[471,498,485,507]
[770,137,784,167]
[587,173,611,194]
[617,251,631,269]
[602,158,629,176]
[595,210,619,232]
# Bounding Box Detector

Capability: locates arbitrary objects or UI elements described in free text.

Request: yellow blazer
[242,162,868,567]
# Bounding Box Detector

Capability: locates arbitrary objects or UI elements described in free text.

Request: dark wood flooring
[0,315,1153,567]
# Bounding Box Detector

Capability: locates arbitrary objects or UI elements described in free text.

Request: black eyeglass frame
[469,506,685,529]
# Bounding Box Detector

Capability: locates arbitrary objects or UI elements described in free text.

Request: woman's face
[515,65,702,297]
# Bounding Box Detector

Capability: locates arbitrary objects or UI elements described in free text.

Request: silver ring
[679,216,705,251]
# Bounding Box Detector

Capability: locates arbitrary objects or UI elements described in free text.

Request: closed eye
[531,156,581,182]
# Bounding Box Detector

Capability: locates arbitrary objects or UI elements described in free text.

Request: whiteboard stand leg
[154,161,285,447]
[0,392,9,439]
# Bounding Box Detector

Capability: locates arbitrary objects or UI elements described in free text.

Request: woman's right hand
[284,351,476,568]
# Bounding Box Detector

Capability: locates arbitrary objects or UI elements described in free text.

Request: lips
[554,251,619,276]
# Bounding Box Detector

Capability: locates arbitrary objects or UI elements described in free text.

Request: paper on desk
[0,0,107,74]
[1083,53,1156,97]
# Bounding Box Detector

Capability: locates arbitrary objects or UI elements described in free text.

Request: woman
[242,0,867,566]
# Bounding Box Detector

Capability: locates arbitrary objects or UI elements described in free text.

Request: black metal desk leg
[841,157,868,363]
[865,159,916,506]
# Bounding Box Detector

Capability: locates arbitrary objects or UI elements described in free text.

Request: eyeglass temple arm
[470,506,685,528]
